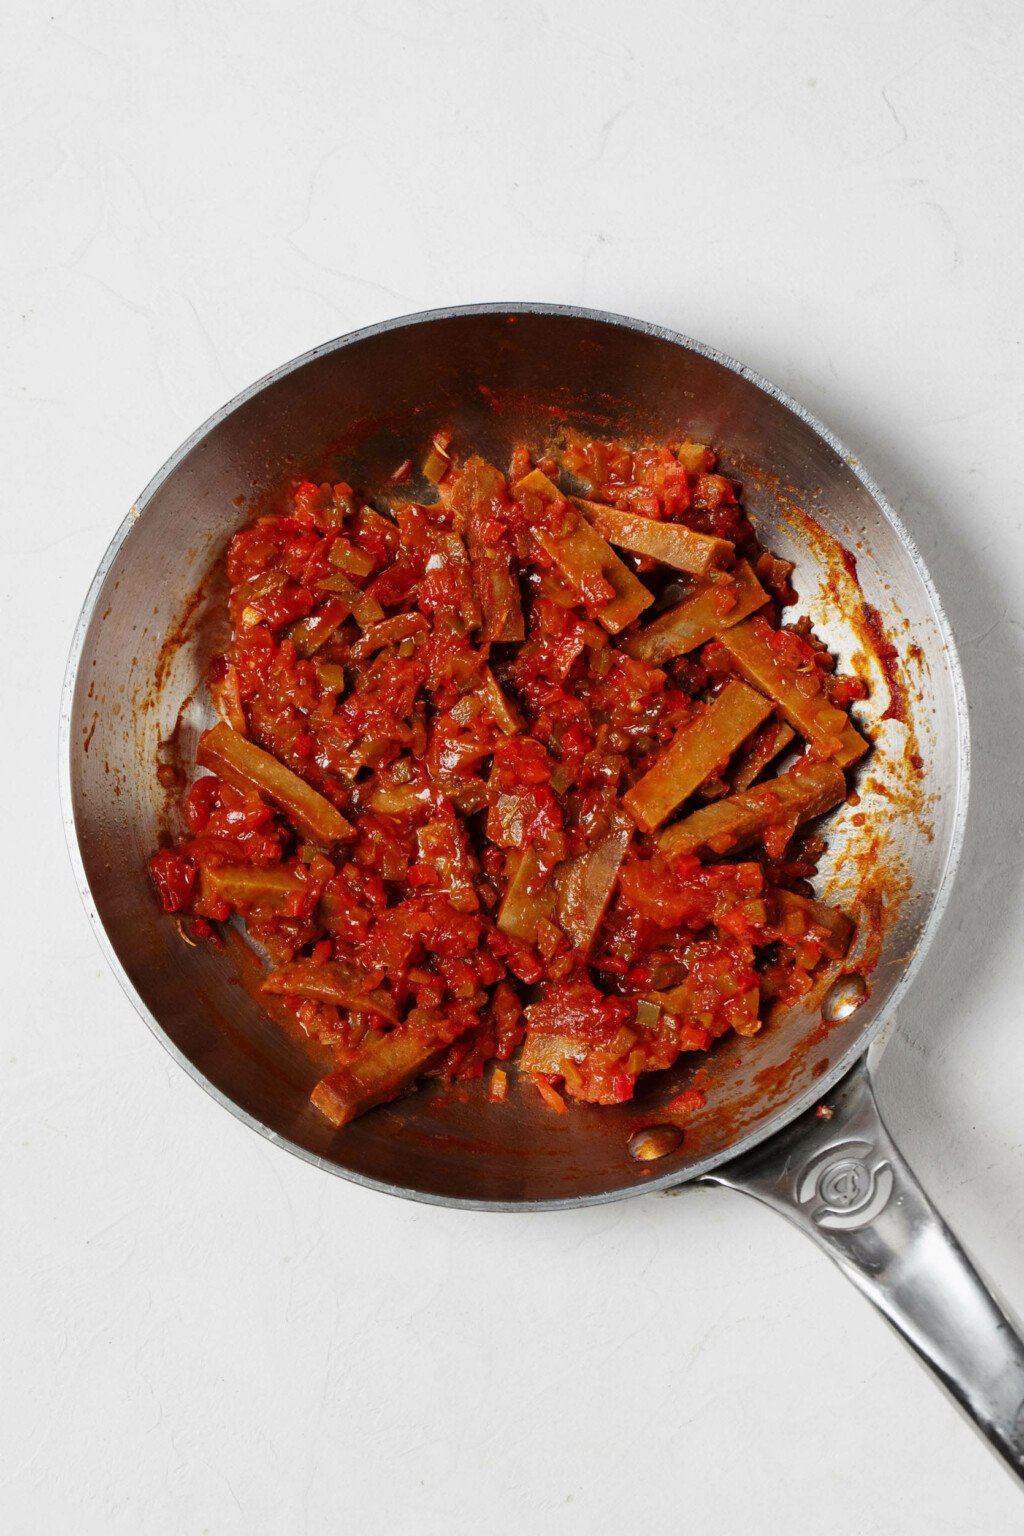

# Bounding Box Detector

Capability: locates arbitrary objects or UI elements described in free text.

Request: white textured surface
[4,1,1024,1530]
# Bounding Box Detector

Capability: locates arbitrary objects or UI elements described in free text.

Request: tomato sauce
[149,435,867,1126]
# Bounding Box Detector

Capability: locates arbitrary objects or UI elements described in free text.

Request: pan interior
[64,308,966,1206]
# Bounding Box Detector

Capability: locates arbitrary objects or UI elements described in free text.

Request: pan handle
[701,1054,1024,1484]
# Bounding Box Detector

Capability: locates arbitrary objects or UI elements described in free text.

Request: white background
[3,1,1024,1532]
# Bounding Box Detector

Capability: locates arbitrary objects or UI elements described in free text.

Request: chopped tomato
[148,433,863,1127]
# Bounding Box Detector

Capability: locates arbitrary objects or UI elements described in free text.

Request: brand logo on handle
[796,1141,894,1231]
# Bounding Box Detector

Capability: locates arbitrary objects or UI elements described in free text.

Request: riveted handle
[702,1056,1024,1485]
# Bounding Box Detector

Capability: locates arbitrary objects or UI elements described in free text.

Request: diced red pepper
[150,849,197,912]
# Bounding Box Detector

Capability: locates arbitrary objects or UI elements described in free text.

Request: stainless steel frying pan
[59,304,1024,1484]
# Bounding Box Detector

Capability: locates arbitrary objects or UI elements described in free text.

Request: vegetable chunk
[658,761,847,857]
[623,561,768,665]
[720,618,868,766]
[311,1033,445,1127]
[517,468,654,632]
[196,723,353,844]
[624,681,773,831]
[578,498,734,578]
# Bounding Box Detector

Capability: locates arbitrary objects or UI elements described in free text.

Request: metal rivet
[822,972,868,1023]
[628,1125,684,1162]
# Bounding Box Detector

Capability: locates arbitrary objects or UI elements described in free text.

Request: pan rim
[59,301,971,1211]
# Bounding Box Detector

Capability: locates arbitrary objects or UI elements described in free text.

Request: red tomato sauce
[149,435,867,1127]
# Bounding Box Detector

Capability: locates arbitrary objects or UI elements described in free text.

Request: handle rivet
[822,973,868,1023]
[628,1125,684,1161]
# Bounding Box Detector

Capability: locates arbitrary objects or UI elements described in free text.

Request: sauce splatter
[862,601,907,723]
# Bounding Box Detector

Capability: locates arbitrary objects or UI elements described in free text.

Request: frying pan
[60,304,1024,1484]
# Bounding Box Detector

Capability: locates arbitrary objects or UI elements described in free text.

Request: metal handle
[702,1056,1024,1484]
